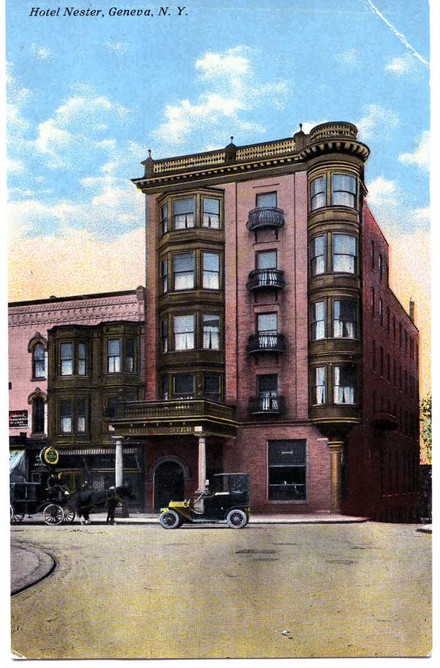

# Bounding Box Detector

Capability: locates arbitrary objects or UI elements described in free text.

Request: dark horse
[67,484,135,524]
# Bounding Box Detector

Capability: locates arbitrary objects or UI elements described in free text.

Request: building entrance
[154,460,185,510]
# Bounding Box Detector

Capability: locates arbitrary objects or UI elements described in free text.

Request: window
[32,396,45,434]
[334,365,356,404]
[204,374,221,402]
[379,253,384,281]
[257,313,278,347]
[331,174,357,207]
[371,240,375,269]
[311,301,326,340]
[60,343,74,376]
[107,339,121,373]
[311,235,326,275]
[202,252,220,289]
[160,319,168,353]
[203,314,220,350]
[332,234,357,273]
[256,191,277,208]
[257,374,279,411]
[379,298,384,326]
[268,440,306,501]
[161,202,168,234]
[174,315,195,351]
[312,366,326,404]
[125,339,135,372]
[257,250,277,270]
[174,374,195,398]
[161,376,169,400]
[60,399,72,433]
[173,253,195,290]
[333,300,357,338]
[310,176,326,210]
[371,288,375,317]
[77,398,86,433]
[161,259,168,293]
[78,343,87,375]
[202,198,220,228]
[173,197,195,229]
[32,343,46,379]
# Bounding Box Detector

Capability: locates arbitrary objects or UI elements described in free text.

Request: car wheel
[159,509,181,529]
[226,509,248,529]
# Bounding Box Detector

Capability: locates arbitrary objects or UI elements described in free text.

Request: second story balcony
[247,332,286,355]
[246,207,285,232]
[246,268,285,293]
[249,394,286,416]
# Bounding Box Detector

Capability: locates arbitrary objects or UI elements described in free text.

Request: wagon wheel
[62,506,75,524]
[10,505,24,524]
[43,503,64,526]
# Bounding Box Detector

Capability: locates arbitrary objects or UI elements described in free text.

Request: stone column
[194,433,206,512]
[115,438,124,487]
[328,440,344,514]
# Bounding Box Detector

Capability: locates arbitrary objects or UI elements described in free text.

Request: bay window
[174,315,195,351]
[107,339,121,373]
[173,253,195,290]
[333,300,357,338]
[173,197,195,229]
[204,374,221,402]
[202,198,220,228]
[310,176,326,210]
[311,301,326,340]
[332,234,357,273]
[310,235,326,275]
[331,174,357,207]
[312,366,326,405]
[60,399,72,433]
[202,252,220,289]
[203,314,220,350]
[334,365,356,404]
[60,343,74,375]
[174,373,195,398]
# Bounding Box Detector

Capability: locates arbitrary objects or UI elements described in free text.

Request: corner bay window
[333,234,357,273]
[311,235,326,275]
[203,198,220,228]
[311,364,357,406]
[311,302,326,340]
[333,300,357,338]
[334,365,356,404]
[203,252,220,289]
[203,315,220,350]
[173,197,195,229]
[312,366,326,404]
[174,315,195,351]
[268,440,306,501]
[173,253,195,290]
[160,193,223,233]
[310,172,357,211]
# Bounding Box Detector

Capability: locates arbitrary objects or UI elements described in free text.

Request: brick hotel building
[9,122,420,520]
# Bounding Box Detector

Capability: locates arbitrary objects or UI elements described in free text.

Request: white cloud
[152,46,289,150]
[356,104,399,141]
[399,130,430,170]
[30,44,53,60]
[385,54,416,75]
[366,176,398,207]
[335,49,361,67]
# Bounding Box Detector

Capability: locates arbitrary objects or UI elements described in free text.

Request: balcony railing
[249,395,286,416]
[246,269,285,292]
[247,333,286,355]
[246,207,285,232]
[113,399,235,422]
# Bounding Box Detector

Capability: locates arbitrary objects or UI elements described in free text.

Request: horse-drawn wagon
[10,480,75,525]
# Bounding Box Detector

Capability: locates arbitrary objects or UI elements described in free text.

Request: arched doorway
[153,460,185,510]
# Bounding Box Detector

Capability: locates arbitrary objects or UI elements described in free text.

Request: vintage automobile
[159,473,250,529]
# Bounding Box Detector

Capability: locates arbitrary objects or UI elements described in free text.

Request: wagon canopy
[10,451,26,482]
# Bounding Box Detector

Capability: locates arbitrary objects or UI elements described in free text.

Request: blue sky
[6,0,432,394]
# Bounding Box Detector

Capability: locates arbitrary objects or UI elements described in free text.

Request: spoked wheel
[159,509,181,529]
[10,505,24,524]
[62,507,75,524]
[43,504,64,526]
[226,509,248,529]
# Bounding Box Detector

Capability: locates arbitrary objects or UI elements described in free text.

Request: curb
[11,544,56,595]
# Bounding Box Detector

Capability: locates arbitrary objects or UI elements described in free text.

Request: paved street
[10,522,431,660]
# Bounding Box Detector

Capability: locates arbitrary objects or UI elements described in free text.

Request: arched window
[32,396,45,434]
[29,338,47,379]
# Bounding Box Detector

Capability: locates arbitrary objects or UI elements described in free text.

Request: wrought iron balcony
[247,332,286,355]
[246,207,285,232]
[249,395,286,416]
[246,269,285,292]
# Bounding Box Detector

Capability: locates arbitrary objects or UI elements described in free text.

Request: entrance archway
[153,460,185,510]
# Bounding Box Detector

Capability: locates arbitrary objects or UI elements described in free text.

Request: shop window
[173,253,195,290]
[268,440,306,501]
[331,174,357,207]
[173,197,195,229]
[310,176,326,210]
[311,301,326,340]
[203,314,220,350]
[310,235,326,275]
[202,252,220,289]
[333,300,357,338]
[32,342,47,379]
[174,315,195,351]
[332,234,357,273]
[334,365,356,404]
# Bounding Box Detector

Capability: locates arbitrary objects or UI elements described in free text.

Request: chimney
[409,300,415,321]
